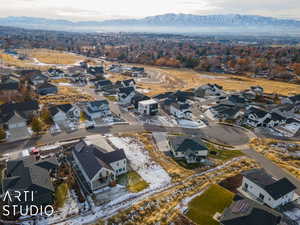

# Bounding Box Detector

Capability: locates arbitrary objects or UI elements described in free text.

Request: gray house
[36,83,58,95]
[2,156,59,207]
[168,136,208,164]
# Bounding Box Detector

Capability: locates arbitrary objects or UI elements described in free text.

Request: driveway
[243,148,300,194]
[153,132,170,152]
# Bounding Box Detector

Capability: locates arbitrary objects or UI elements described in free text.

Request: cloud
[0,0,299,20]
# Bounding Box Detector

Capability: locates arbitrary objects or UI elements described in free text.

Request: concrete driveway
[153,132,170,152]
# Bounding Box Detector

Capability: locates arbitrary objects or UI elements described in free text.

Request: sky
[1,0,300,21]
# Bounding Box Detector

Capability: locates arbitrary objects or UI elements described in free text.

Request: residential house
[117,87,136,105]
[138,99,159,115]
[2,156,59,207]
[250,86,264,96]
[240,169,296,208]
[84,100,111,120]
[169,136,208,163]
[206,104,243,121]
[264,112,286,128]
[48,68,65,79]
[272,118,300,137]
[115,79,136,88]
[72,141,127,192]
[243,107,270,128]
[282,94,300,105]
[87,66,104,76]
[0,100,39,120]
[131,92,150,109]
[95,79,113,91]
[30,74,48,86]
[194,83,224,98]
[170,102,192,119]
[49,104,80,124]
[36,83,58,95]
[220,195,287,225]
[228,94,248,105]
[0,75,20,91]
[68,66,86,75]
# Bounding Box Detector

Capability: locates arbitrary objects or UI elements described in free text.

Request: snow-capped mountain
[0,14,299,34]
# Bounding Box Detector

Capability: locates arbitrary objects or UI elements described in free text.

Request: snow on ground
[136,88,150,93]
[198,74,226,79]
[141,116,177,127]
[58,83,72,86]
[284,208,300,225]
[177,119,206,129]
[108,136,171,188]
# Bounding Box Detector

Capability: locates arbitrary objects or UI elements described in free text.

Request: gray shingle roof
[73,141,126,180]
[169,136,208,153]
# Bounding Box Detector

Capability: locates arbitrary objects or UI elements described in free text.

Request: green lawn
[209,149,244,161]
[174,159,204,170]
[187,184,234,225]
[118,171,149,193]
[55,183,69,208]
[105,96,117,102]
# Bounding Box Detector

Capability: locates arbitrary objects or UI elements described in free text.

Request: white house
[138,99,159,115]
[72,141,127,192]
[243,106,270,127]
[194,83,224,98]
[168,136,208,164]
[170,102,192,119]
[116,79,136,88]
[49,104,80,123]
[84,100,111,120]
[241,169,296,208]
[118,87,136,106]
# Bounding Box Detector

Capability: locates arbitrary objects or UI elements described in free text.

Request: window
[259,193,265,200]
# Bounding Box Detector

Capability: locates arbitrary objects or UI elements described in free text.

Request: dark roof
[171,102,190,110]
[243,169,296,200]
[0,100,39,115]
[0,82,19,90]
[122,79,135,86]
[72,141,126,180]
[96,79,113,87]
[265,178,296,200]
[228,95,247,104]
[37,82,57,89]
[169,136,208,153]
[153,92,173,100]
[289,94,300,103]
[269,112,286,122]
[119,86,135,96]
[89,100,109,107]
[247,107,268,118]
[220,196,282,225]
[1,110,26,124]
[211,104,241,119]
[49,104,73,116]
[3,156,58,206]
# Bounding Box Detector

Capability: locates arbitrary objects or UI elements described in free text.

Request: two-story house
[84,100,111,120]
[138,99,159,116]
[168,136,208,164]
[240,169,296,208]
[72,141,127,192]
[118,87,136,106]
[49,104,80,124]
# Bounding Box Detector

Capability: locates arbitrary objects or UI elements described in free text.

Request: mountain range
[0,14,300,35]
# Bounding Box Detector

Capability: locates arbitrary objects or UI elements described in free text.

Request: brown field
[17,49,85,65]
[39,86,94,105]
[106,62,300,97]
[0,51,48,70]
[251,138,300,179]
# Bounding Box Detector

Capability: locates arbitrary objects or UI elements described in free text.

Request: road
[0,123,250,154]
[242,147,300,194]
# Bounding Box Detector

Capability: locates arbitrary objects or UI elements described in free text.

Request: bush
[55,183,69,208]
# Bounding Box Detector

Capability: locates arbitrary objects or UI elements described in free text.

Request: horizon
[1,0,300,21]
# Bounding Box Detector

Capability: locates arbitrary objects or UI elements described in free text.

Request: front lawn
[55,183,69,208]
[186,184,234,225]
[207,143,244,161]
[118,171,149,193]
[174,159,204,170]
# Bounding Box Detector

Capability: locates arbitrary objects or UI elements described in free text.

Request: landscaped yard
[55,183,69,208]
[186,184,234,225]
[209,149,244,161]
[118,171,149,193]
[174,159,204,170]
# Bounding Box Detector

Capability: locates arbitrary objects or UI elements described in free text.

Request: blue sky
[1,0,300,21]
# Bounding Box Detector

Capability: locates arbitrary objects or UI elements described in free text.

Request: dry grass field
[251,138,300,179]
[39,86,94,105]
[17,49,85,65]
[107,62,300,97]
